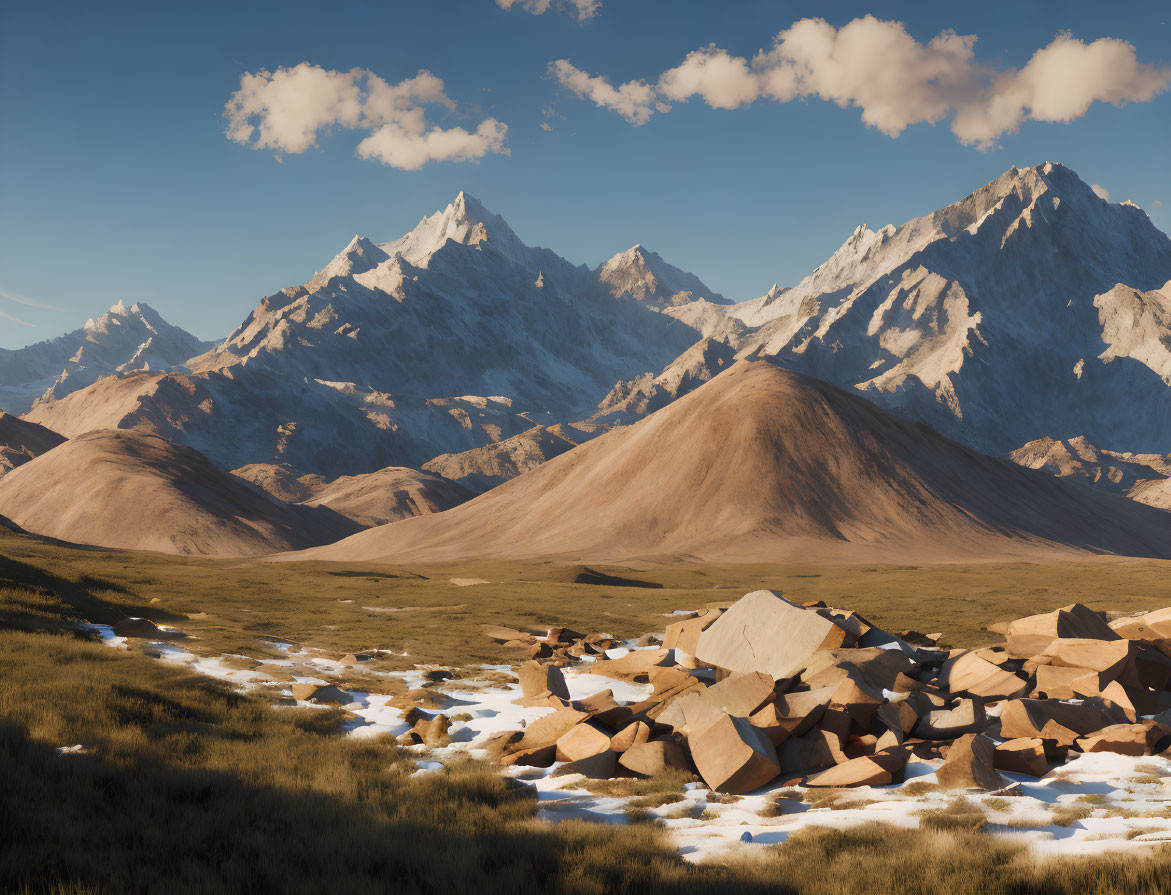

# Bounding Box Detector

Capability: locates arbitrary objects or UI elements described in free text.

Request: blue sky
[1,0,1168,349]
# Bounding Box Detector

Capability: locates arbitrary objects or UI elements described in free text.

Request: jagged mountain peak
[378,190,527,268]
[310,235,392,288]
[598,243,728,308]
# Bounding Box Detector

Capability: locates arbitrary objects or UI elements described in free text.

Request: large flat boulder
[799,648,918,694]
[695,590,850,681]
[655,671,776,736]
[1076,722,1171,756]
[999,698,1129,746]
[939,651,1029,700]
[555,722,613,762]
[690,713,781,794]
[912,698,988,740]
[618,738,691,777]
[1004,604,1117,659]
[804,748,908,788]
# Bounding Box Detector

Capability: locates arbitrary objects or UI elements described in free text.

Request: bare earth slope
[300,466,474,528]
[0,413,65,477]
[290,361,1171,565]
[0,430,358,555]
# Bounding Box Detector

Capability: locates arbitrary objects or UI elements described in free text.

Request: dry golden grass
[10,526,1171,891]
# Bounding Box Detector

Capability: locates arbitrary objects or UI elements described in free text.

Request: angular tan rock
[552,748,618,779]
[663,609,722,656]
[499,744,556,768]
[999,698,1129,744]
[804,748,908,788]
[1033,665,1106,700]
[410,714,451,748]
[1076,722,1171,756]
[1099,681,1139,722]
[690,713,781,794]
[829,677,885,726]
[912,699,988,740]
[648,666,696,694]
[555,722,613,762]
[1040,638,1135,678]
[1112,608,1171,642]
[993,738,1051,777]
[770,686,836,738]
[610,720,651,753]
[573,689,633,728]
[1004,604,1117,659]
[799,648,917,693]
[695,590,849,681]
[618,738,691,777]
[936,734,1008,791]
[777,707,852,774]
[939,651,1029,700]
[516,707,591,750]
[589,648,674,679]
[655,672,776,736]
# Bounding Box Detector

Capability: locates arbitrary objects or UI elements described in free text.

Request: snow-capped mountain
[597,244,729,308]
[0,301,211,414]
[670,163,1171,453]
[28,193,700,475]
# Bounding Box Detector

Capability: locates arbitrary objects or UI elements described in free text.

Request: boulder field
[458,590,1171,795]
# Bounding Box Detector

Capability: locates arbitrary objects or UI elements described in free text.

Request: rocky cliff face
[648,163,1171,454]
[26,194,700,476]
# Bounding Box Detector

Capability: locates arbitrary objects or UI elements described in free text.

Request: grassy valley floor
[7,527,1171,892]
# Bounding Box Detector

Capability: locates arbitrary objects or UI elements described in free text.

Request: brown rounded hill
[288,361,1171,565]
[0,429,357,556]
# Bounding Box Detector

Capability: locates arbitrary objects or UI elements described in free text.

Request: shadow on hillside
[0,552,184,634]
[0,718,762,895]
[574,567,664,589]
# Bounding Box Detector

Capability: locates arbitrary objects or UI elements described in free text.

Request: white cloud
[1091,183,1111,202]
[225,63,509,170]
[0,309,33,327]
[1154,200,1165,209]
[552,17,1171,147]
[0,288,63,311]
[548,60,658,124]
[497,0,599,24]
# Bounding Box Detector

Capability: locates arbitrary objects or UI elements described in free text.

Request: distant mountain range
[0,301,211,414]
[6,162,1171,492]
[293,361,1171,565]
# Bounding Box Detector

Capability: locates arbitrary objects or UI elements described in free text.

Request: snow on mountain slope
[0,301,211,414]
[1009,435,1171,511]
[1095,280,1171,385]
[28,194,700,476]
[597,244,730,308]
[640,163,1171,454]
